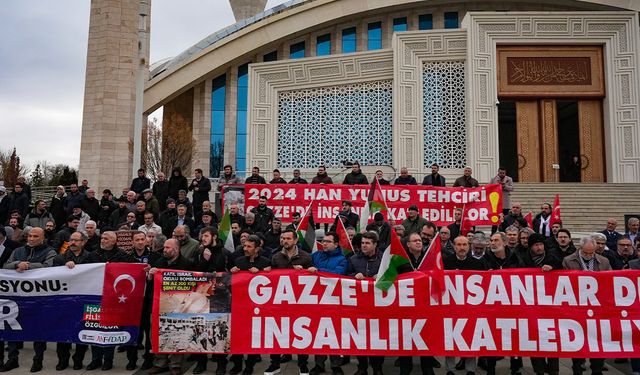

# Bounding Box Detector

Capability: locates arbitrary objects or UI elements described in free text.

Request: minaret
[79,0,151,192]
[229,0,268,22]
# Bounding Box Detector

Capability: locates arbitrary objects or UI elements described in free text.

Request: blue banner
[0,264,139,345]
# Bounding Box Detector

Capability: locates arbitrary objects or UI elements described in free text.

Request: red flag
[523,211,534,229]
[549,194,561,228]
[417,236,445,301]
[336,217,355,256]
[100,263,147,326]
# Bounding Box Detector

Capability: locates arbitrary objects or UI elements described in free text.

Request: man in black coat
[130,169,152,199]
[168,167,189,200]
[519,233,562,375]
[81,189,101,221]
[250,196,274,234]
[9,183,29,219]
[0,226,18,267]
[443,235,486,375]
[244,166,267,184]
[422,163,446,186]
[342,162,368,185]
[152,172,170,211]
[601,218,622,252]
[188,168,211,217]
[0,186,11,225]
[330,200,359,232]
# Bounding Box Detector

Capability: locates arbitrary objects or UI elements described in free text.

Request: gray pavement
[1,347,634,375]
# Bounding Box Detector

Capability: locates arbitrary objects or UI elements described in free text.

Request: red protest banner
[153,268,640,358]
[224,183,503,226]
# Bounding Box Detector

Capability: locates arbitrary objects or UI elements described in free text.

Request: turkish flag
[417,237,445,301]
[549,194,562,228]
[100,263,147,326]
[523,211,534,229]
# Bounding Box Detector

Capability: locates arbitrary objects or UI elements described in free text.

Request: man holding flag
[359,178,389,232]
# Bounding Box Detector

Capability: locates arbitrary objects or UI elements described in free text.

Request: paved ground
[1,347,635,375]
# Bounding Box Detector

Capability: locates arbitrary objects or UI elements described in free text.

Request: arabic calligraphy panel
[497,46,604,98]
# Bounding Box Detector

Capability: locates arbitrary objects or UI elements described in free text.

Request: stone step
[507,183,640,234]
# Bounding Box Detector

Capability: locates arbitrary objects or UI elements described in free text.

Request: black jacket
[130,176,151,195]
[520,249,562,270]
[289,177,308,184]
[196,244,231,272]
[65,191,85,215]
[49,195,67,229]
[235,255,271,271]
[9,191,29,219]
[188,177,212,206]
[394,175,417,185]
[251,206,275,233]
[245,175,267,184]
[153,180,170,210]
[343,171,368,185]
[348,251,382,277]
[168,169,189,200]
[0,238,19,267]
[81,197,101,221]
[88,247,134,263]
[53,248,91,266]
[443,254,487,270]
[483,248,523,270]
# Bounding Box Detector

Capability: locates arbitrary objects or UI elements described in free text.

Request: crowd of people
[0,163,639,375]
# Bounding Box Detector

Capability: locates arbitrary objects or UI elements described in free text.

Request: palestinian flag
[359,178,389,231]
[375,226,412,292]
[336,217,355,256]
[218,207,235,252]
[297,202,317,252]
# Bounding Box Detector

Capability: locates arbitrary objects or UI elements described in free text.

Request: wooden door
[540,99,560,182]
[578,100,606,182]
[515,101,541,182]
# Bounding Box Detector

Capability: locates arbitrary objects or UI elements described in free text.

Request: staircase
[509,183,640,235]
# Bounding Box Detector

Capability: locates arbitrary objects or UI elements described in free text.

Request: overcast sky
[1,0,288,172]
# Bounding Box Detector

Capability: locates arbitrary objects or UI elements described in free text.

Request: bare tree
[130,116,195,180]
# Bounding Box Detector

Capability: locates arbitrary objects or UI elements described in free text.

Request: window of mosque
[290,41,305,59]
[316,34,331,56]
[367,22,382,50]
[277,80,393,168]
[444,12,459,29]
[419,14,433,30]
[342,27,357,53]
[393,17,407,32]
[263,50,277,62]
[210,74,226,178]
[236,64,249,177]
[423,60,466,168]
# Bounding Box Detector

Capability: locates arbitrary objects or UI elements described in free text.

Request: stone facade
[79,0,150,192]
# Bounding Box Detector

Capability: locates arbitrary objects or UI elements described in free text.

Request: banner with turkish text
[0,264,140,346]
[222,183,503,226]
[153,268,640,357]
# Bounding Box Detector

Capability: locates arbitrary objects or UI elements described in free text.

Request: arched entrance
[497,45,606,182]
